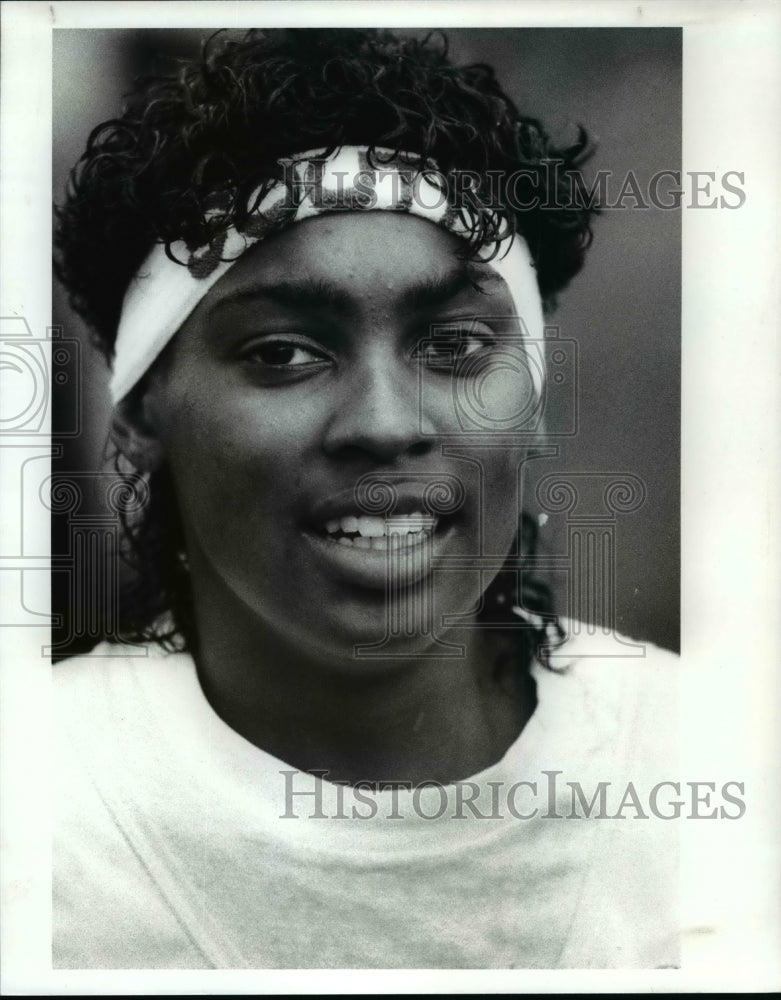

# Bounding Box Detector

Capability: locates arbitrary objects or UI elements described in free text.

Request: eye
[411,324,497,372]
[241,337,331,369]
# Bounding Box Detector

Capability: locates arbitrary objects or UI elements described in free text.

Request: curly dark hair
[55,28,594,663]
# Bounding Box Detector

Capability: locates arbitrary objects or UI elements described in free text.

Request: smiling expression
[141,212,545,663]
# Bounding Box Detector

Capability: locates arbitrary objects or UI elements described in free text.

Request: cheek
[154,388,320,530]
[474,449,527,551]
[446,354,544,438]
[480,360,543,429]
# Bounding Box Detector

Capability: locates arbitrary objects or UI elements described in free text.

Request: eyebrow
[207,264,502,318]
[208,277,353,317]
[400,265,501,311]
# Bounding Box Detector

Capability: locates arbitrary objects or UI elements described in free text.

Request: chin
[273,587,476,674]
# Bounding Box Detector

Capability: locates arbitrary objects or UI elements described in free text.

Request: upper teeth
[325,513,436,537]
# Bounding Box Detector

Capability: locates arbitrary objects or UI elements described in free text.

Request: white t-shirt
[53,624,680,969]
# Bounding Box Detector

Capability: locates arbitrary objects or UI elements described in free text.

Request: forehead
[196,212,507,317]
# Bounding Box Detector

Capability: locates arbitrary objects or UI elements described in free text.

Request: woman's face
[142,212,545,665]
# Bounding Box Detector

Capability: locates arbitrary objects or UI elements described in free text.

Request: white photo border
[1,0,779,993]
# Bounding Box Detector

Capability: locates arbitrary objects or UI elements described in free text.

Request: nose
[322,352,434,463]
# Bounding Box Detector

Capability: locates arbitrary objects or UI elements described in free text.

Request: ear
[110,385,165,472]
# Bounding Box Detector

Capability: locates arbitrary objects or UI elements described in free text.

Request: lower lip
[302,524,455,590]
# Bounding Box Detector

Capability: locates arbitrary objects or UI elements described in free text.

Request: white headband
[111,146,544,403]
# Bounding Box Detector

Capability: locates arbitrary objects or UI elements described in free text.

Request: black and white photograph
[1,0,779,993]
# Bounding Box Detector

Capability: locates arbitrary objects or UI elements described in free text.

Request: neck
[185,563,536,788]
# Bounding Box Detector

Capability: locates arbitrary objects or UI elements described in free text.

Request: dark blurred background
[52,28,680,655]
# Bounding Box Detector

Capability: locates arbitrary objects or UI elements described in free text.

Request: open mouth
[316,512,439,551]
[301,485,462,589]
[302,508,457,590]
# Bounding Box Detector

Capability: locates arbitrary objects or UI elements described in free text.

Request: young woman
[53,29,679,969]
